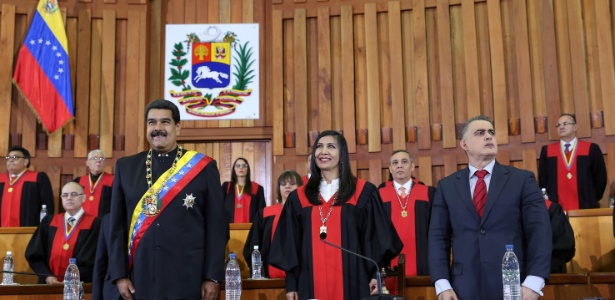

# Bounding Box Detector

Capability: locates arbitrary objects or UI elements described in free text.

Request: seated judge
[222,158,266,223]
[378,150,434,276]
[243,170,303,278]
[74,149,114,217]
[0,146,54,226]
[270,130,402,300]
[25,182,101,284]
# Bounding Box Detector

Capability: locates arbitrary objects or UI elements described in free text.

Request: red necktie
[473,170,489,218]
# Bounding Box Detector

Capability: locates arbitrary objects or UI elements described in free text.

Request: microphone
[319,233,399,300]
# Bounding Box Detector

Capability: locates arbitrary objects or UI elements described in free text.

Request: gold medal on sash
[237,203,242,209]
[63,243,69,250]
[89,195,94,201]
[7,187,12,193]
[567,172,572,179]
[401,210,408,218]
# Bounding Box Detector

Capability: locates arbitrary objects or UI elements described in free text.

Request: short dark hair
[8,146,31,168]
[276,170,303,203]
[460,115,494,140]
[559,113,576,123]
[145,99,181,124]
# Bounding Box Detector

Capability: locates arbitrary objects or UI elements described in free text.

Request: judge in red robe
[74,149,114,217]
[538,114,607,210]
[0,146,54,227]
[270,130,402,300]
[378,150,434,277]
[243,170,303,278]
[25,182,100,284]
[222,157,266,223]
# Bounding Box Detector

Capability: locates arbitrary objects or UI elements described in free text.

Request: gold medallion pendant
[7,187,13,193]
[63,243,70,250]
[320,225,327,234]
[143,194,160,217]
[89,195,94,201]
[237,203,242,209]
[567,172,572,179]
[401,210,408,218]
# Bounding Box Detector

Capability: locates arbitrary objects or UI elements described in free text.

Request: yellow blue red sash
[127,150,211,269]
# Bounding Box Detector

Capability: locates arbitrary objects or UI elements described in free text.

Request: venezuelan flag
[13,0,74,134]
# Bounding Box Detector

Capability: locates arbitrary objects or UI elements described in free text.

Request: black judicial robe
[243,204,285,278]
[74,173,114,217]
[538,141,607,209]
[378,180,434,276]
[25,213,100,283]
[270,179,403,300]
[0,171,54,227]
[109,149,229,300]
[222,181,266,223]
[546,199,575,273]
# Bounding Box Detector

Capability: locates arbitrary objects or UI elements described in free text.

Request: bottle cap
[229,253,236,259]
[505,244,513,251]
[6,251,11,255]
[69,258,77,264]
[42,205,46,208]
[253,245,259,250]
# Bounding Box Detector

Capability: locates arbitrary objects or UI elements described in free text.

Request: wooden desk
[0,227,38,284]
[0,283,91,300]
[567,208,615,273]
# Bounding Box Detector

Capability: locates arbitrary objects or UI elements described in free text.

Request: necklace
[396,183,412,218]
[143,146,183,216]
[7,170,27,193]
[87,174,103,201]
[318,191,338,235]
[235,184,245,208]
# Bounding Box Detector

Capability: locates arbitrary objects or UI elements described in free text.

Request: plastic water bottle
[63,258,80,300]
[541,188,548,200]
[225,253,242,300]
[502,245,521,300]
[40,204,48,222]
[1,251,14,285]
[251,245,262,279]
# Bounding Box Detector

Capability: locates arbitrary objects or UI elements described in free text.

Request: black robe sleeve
[269,190,302,292]
[538,145,549,189]
[548,202,575,273]
[92,215,109,300]
[589,143,607,203]
[25,215,54,283]
[74,217,101,282]
[250,185,266,223]
[243,208,264,276]
[222,182,235,223]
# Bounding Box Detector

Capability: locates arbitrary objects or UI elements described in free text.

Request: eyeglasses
[235,163,248,169]
[555,122,576,128]
[88,157,106,161]
[5,155,25,161]
[61,192,84,199]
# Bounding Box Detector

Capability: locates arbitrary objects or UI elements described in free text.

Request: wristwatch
[207,278,221,286]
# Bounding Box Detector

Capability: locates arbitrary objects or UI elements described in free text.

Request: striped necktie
[473,170,489,218]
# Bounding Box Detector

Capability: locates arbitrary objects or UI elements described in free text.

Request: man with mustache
[109,99,228,300]
[538,113,607,211]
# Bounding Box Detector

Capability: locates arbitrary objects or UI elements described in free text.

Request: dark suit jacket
[109,150,229,300]
[92,214,120,300]
[428,161,552,300]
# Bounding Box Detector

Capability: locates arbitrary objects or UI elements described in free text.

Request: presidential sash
[127,151,211,269]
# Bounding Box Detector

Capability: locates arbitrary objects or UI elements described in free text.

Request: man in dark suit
[109,99,229,300]
[428,115,552,300]
[92,214,120,300]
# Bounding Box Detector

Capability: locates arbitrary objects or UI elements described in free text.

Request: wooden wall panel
[0,4,15,155]
[364,3,381,152]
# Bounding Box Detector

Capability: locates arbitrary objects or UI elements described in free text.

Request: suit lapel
[481,161,509,224]
[454,168,480,222]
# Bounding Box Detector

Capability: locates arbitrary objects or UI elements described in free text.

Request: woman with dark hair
[222,158,266,223]
[270,130,403,300]
[243,170,303,279]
